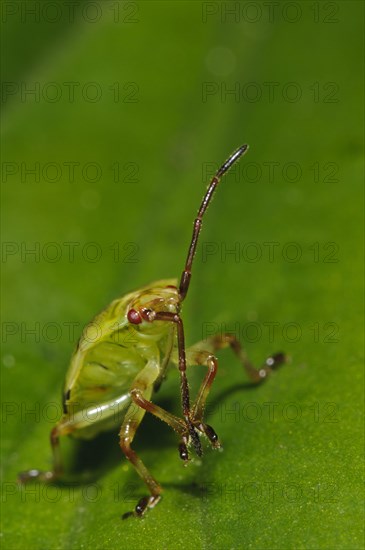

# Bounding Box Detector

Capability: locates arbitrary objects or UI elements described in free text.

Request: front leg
[173,335,287,450]
[141,308,203,458]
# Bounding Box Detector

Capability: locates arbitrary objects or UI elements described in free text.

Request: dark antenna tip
[216,144,249,177]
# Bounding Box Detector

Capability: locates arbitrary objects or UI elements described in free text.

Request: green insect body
[62,279,178,440]
[19,145,286,518]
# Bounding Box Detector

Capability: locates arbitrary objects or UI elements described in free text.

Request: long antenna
[179,144,249,301]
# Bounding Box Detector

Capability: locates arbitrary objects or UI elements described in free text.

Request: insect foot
[18,469,56,484]
[178,419,221,465]
[256,352,288,382]
[179,439,190,463]
[122,494,162,520]
[199,423,221,450]
[177,420,203,464]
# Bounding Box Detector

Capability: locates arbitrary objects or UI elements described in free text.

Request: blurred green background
[1,1,364,549]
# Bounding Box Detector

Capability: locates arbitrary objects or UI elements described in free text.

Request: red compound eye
[127,308,142,324]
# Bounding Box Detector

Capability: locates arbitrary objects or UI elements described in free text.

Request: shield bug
[18,144,286,518]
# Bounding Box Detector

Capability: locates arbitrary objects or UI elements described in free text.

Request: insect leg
[120,360,186,518]
[186,334,286,384]
[142,309,202,459]
[185,350,218,425]
[18,423,68,483]
[142,311,190,415]
[184,348,221,449]
[130,389,186,434]
[119,400,161,518]
[169,337,286,448]
[18,394,133,484]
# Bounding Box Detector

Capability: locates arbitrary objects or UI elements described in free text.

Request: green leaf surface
[1,2,364,549]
